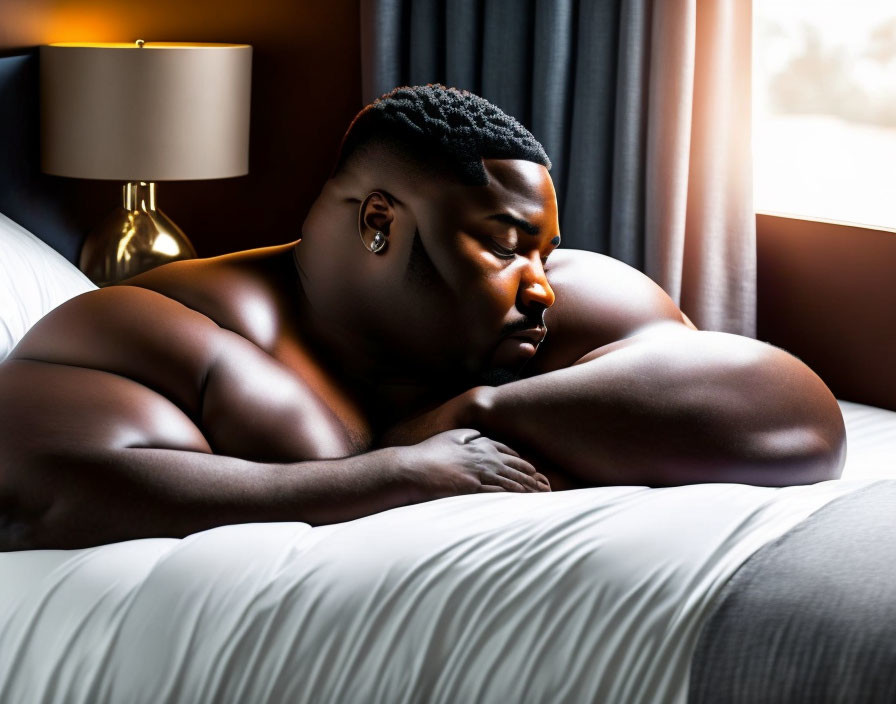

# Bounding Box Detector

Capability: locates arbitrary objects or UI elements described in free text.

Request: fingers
[497,465,540,491]
[478,479,550,494]
[501,454,537,476]
[468,435,531,469]
[467,435,542,492]
[491,446,542,487]
[483,439,521,458]
[478,469,551,493]
[458,431,549,493]
[482,470,534,494]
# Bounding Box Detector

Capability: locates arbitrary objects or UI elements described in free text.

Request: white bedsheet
[0,477,881,704]
[839,399,896,480]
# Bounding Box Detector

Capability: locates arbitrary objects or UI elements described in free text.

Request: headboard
[0,51,84,262]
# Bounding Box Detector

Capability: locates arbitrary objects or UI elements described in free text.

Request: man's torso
[9,243,686,468]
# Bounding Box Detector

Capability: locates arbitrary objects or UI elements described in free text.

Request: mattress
[1,434,893,703]
[839,399,896,479]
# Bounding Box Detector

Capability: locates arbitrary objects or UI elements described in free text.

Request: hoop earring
[369,231,387,253]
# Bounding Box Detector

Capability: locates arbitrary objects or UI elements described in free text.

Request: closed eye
[491,241,552,266]
[491,239,517,259]
[483,214,560,264]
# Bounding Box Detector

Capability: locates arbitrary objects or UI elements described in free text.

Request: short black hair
[334,84,551,186]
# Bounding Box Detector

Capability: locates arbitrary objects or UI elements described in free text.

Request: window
[753,1,896,230]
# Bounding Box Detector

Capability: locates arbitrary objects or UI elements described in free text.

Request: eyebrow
[486,213,540,236]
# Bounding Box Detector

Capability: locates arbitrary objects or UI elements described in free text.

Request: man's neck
[291,243,469,424]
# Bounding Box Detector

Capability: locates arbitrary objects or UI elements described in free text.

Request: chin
[476,367,522,387]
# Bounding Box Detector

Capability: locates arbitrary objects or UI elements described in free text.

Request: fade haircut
[333,84,551,186]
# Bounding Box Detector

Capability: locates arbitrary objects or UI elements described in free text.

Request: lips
[491,326,545,370]
[506,327,546,345]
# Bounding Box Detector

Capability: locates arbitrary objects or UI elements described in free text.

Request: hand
[396,428,552,502]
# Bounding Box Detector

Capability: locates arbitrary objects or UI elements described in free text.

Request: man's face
[401,158,561,384]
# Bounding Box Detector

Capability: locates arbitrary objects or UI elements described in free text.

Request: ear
[358,191,394,253]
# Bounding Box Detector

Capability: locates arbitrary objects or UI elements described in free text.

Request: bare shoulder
[123,242,300,351]
[528,249,695,375]
[9,284,228,415]
[7,242,301,416]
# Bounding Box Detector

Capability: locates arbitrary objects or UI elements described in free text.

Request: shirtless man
[0,85,845,550]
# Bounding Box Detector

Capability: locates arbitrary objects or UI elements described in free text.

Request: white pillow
[0,212,97,360]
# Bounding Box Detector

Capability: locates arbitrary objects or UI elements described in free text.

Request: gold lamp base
[79,181,197,287]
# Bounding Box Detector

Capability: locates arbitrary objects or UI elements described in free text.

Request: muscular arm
[1,285,544,550]
[0,287,410,550]
[479,251,846,486]
[383,250,846,487]
[0,369,409,550]
[467,324,846,486]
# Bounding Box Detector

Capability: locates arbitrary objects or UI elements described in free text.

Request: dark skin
[0,148,845,550]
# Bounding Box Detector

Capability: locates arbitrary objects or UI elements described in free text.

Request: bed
[2,51,896,703]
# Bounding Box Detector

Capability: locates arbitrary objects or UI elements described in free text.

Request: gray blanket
[689,480,896,703]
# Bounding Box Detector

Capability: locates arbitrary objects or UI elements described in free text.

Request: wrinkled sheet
[0,478,877,704]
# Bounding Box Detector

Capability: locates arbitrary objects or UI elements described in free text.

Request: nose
[518,254,556,310]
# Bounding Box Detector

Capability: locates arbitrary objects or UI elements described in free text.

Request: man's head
[332,84,551,187]
[298,85,561,389]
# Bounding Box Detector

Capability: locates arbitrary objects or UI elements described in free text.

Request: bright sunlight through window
[753,0,896,230]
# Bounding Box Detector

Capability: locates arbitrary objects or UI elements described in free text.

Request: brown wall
[0,0,363,256]
[757,213,896,410]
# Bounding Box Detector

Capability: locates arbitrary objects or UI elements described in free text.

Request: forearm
[10,446,411,550]
[467,330,846,487]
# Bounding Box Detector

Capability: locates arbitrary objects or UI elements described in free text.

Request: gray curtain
[360,0,755,337]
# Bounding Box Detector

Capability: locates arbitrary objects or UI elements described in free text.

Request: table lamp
[40,41,252,286]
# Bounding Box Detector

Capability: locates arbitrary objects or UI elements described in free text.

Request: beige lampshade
[40,42,252,181]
